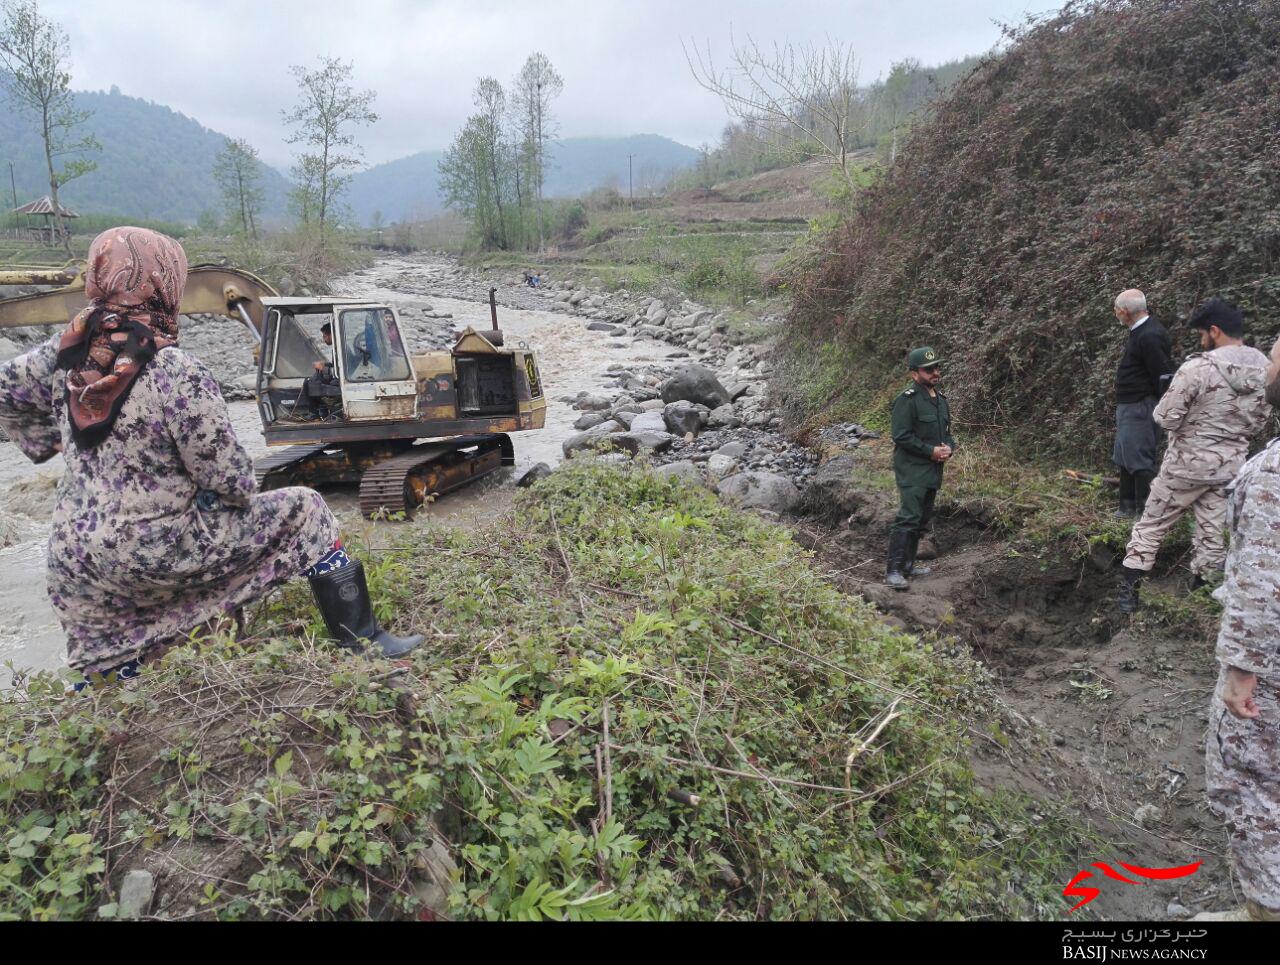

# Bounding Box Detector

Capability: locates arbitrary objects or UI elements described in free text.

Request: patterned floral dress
[0,336,338,674]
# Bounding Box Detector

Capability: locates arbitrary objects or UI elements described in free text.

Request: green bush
[0,462,1078,920]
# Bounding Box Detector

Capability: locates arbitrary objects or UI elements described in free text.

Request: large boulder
[574,412,608,431]
[663,400,710,436]
[796,455,865,521]
[613,429,676,455]
[629,411,668,434]
[575,393,613,412]
[562,420,623,458]
[717,472,800,515]
[661,364,731,409]
[707,404,741,430]
[655,461,703,484]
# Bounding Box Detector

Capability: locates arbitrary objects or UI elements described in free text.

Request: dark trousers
[893,486,937,537]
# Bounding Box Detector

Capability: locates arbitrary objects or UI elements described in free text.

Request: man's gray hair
[1115,289,1147,316]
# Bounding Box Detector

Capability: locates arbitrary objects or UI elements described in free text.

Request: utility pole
[8,162,17,212]
[628,154,634,210]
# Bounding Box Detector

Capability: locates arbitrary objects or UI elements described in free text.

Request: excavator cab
[256,298,417,431]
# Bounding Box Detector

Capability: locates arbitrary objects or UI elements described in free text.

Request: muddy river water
[0,257,671,681]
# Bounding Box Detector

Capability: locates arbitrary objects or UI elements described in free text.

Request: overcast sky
[43,0,1065,170]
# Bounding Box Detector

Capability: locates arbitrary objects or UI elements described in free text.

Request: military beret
[907,347,943,370]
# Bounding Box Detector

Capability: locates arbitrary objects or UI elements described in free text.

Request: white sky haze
[43,0,1065,168]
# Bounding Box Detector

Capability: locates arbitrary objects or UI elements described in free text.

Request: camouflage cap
[907,347,943,370]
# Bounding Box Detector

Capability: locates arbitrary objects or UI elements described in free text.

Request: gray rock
[517,463,553,488]
[707,404,741,429]
[726,382,752,402]
[663,400,710,436]
[612,410,639,429]
[233,373,259,391]
[573,412,608,431]
[706,454,738,480]
[717,472,800,514]
[118,869,155,920]
[629,411,668,434]
[661,364,731,409]
[575,393,612,412]
[586,321,618,333]
[717,441,748,460]
[562,420,623,458]
[614,429,676,455]
[0,337,24,362]
[655,460,703,483]
[797,455,864,521]
[639,399,666,412]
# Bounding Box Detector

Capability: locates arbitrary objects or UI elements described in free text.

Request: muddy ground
[792,447,1234,922]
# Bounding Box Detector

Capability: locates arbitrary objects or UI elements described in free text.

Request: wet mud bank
[792,480,1231,922]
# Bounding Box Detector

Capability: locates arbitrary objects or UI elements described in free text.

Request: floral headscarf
[55,227,188,448]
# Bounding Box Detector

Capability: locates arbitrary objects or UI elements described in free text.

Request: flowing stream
[0,255,669,681]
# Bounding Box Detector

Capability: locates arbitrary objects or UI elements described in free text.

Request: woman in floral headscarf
[0,227,421,684]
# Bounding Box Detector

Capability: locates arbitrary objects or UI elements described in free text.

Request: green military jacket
[891,384,956,489]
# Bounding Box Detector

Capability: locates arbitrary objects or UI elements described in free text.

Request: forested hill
[345,134,700,223]
[1,85,292,224]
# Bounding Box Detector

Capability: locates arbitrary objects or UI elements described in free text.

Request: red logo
[1063,861,1202,912]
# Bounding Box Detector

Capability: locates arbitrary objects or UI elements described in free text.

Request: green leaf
[289,830,315,850]
[274,751,294,777]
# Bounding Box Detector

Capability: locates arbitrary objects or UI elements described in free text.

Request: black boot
[1116,567,1142,615]
[309,560,424,658]
[1133,471,1155,515]
[904,533,932,578]
[1115,470,1136,518]
[885,530,911,591]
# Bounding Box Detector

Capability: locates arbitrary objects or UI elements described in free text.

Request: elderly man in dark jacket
[1113,289,1174,517]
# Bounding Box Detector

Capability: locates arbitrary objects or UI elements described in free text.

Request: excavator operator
[298,321,341,420]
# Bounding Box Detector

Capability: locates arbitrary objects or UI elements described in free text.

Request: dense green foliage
[0,463,1075,920]
[1,85,291,224]
[781,0,1280,461]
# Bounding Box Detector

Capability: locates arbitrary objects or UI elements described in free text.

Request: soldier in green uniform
[886,347,956,590]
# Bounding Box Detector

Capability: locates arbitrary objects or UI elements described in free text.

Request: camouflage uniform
[1205,438,1280,912]
[1123,345,1270,576]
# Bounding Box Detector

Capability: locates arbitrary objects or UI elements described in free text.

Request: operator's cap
[907,347,943,370]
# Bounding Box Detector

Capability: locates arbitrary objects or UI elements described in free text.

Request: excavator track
[358,435,509,519]
[254,444,329,489]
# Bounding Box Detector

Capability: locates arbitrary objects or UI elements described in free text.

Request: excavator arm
[0,264,279,342]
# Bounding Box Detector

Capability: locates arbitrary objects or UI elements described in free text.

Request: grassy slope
[0,462,1080,921]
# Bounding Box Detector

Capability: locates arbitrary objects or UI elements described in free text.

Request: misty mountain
[3,82,697,228]
[1,84,292,225]
[345,135,700,224]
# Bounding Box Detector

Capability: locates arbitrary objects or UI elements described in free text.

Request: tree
[0,0,98,253]
[282,56,378,245]
[212,136,264,239]
[685,33,866,199]
[511,53,563,252]
[473,77,511,250]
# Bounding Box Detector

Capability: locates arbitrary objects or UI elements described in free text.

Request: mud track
[795,488,1234,921]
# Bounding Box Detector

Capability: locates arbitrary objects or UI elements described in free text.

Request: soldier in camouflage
[1117,299,1270,613]
[1194,335,1280,921]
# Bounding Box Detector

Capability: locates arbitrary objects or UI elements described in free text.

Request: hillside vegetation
[0,463,1077,921]
[0,86,292,224]
[781,0,1280,462]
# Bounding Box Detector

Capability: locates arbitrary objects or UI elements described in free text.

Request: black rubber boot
[1117,567,1142,615]
[1115,470,1136,518]
[1133,471,1155,515]
[309,560,424,658]
[885,530,911,591]
[904,533,932,578]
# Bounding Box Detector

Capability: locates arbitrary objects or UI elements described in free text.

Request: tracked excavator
[0,263,546,518]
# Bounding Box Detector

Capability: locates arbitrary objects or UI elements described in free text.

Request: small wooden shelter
[8,196,79,245]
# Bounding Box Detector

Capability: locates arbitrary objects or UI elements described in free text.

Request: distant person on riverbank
[1112,289,1174,518]
[1117,298,1269,613]
[885,347,955,590]
[0,227,421,689]
[1193,332,1280,923]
